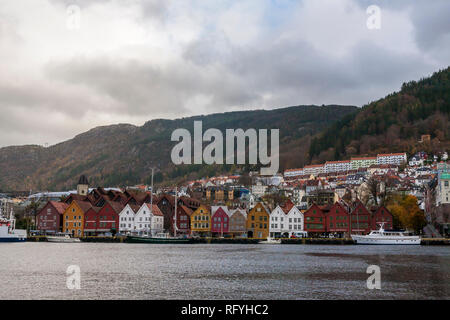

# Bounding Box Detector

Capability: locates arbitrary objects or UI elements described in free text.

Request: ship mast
[173,186,178,237]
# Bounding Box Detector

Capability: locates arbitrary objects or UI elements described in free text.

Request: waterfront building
[228,208,247,238]
[370,206,394,230]
[286,204,304,235]
[269,205,288,238]
[134,203,164,236]
[156,194,200,235]
[118,204,139,234]
[147,203,164,236]
[63,200,92,237]
[36,201,68,234]
[247,202,270,239]
[326,202,351,237]
[83,206,102,236]
[269,200,304,238]
[94,201,124,235]
[190,205,211,236]
[304,204,327,235]
[350,201,372,234]
[174,205,193,235]
[211,206,230,236]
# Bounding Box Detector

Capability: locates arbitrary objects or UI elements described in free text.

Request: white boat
[259,237,282,244]
[47,233,81,243]
[351,223,421,245]
[0,207,27,242]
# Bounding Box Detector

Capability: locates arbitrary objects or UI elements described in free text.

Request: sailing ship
[351,222,421,245]
[126,186,192,244]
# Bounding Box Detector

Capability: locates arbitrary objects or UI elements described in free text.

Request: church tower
[77,175,89,196]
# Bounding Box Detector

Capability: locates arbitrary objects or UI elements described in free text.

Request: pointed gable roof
[72,200,92,213]
[49,201,69,214]
[144,203,164,216]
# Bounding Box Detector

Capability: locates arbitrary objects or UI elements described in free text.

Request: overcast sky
[0,0,449,147]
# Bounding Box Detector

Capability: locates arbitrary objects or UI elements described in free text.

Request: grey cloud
[0,0,449,148]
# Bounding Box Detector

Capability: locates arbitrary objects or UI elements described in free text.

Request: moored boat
[259,237,282,244]
[126,232,193,244]
[351,223,421,245]
[0,208,27,242]
[46,233,81,243]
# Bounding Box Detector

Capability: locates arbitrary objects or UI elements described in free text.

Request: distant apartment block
[304,164,324,176]
[284,168,304,178]
[351,157,377,170]
[324,160,351,173]
[376,153,407,166]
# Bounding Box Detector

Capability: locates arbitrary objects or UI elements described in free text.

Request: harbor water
[0,243,448,299]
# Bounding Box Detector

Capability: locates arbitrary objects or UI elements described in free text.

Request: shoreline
[25,236,450,245]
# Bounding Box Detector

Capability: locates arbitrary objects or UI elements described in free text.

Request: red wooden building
[326,202,351,236]
[370,206,393,230]
[36,201,68,233]
[173,205,193,235]
[304,204,327,236]
[83,206,102,236]
[350,201,372,234]
[86,201,124,235]
[211,206,230,236]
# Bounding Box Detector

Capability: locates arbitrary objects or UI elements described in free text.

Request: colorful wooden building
[246,202,270,239]
[304,204,327,236]
[350,201,372,234]
[370,206,393,230]
[190,205,211,236]
[229,208,247,238]
[36,201,68,234]
[211,206,230,236]
[63,200,92,237]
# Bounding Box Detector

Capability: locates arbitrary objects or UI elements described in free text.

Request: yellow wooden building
[247,202,270,239]
[63,200,92,237]
[190,205,211,236]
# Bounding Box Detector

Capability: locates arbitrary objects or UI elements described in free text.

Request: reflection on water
[0,243,448,300]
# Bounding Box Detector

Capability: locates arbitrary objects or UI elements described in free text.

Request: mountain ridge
[0,104,357,191]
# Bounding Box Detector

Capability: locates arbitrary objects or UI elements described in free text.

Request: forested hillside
[309,67,450,163]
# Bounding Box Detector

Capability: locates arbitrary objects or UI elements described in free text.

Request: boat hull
[126,236,192,244]
[0,237,27,242]
[259,240,282,244]
[351,235,421,245]
[46,237,81,243]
